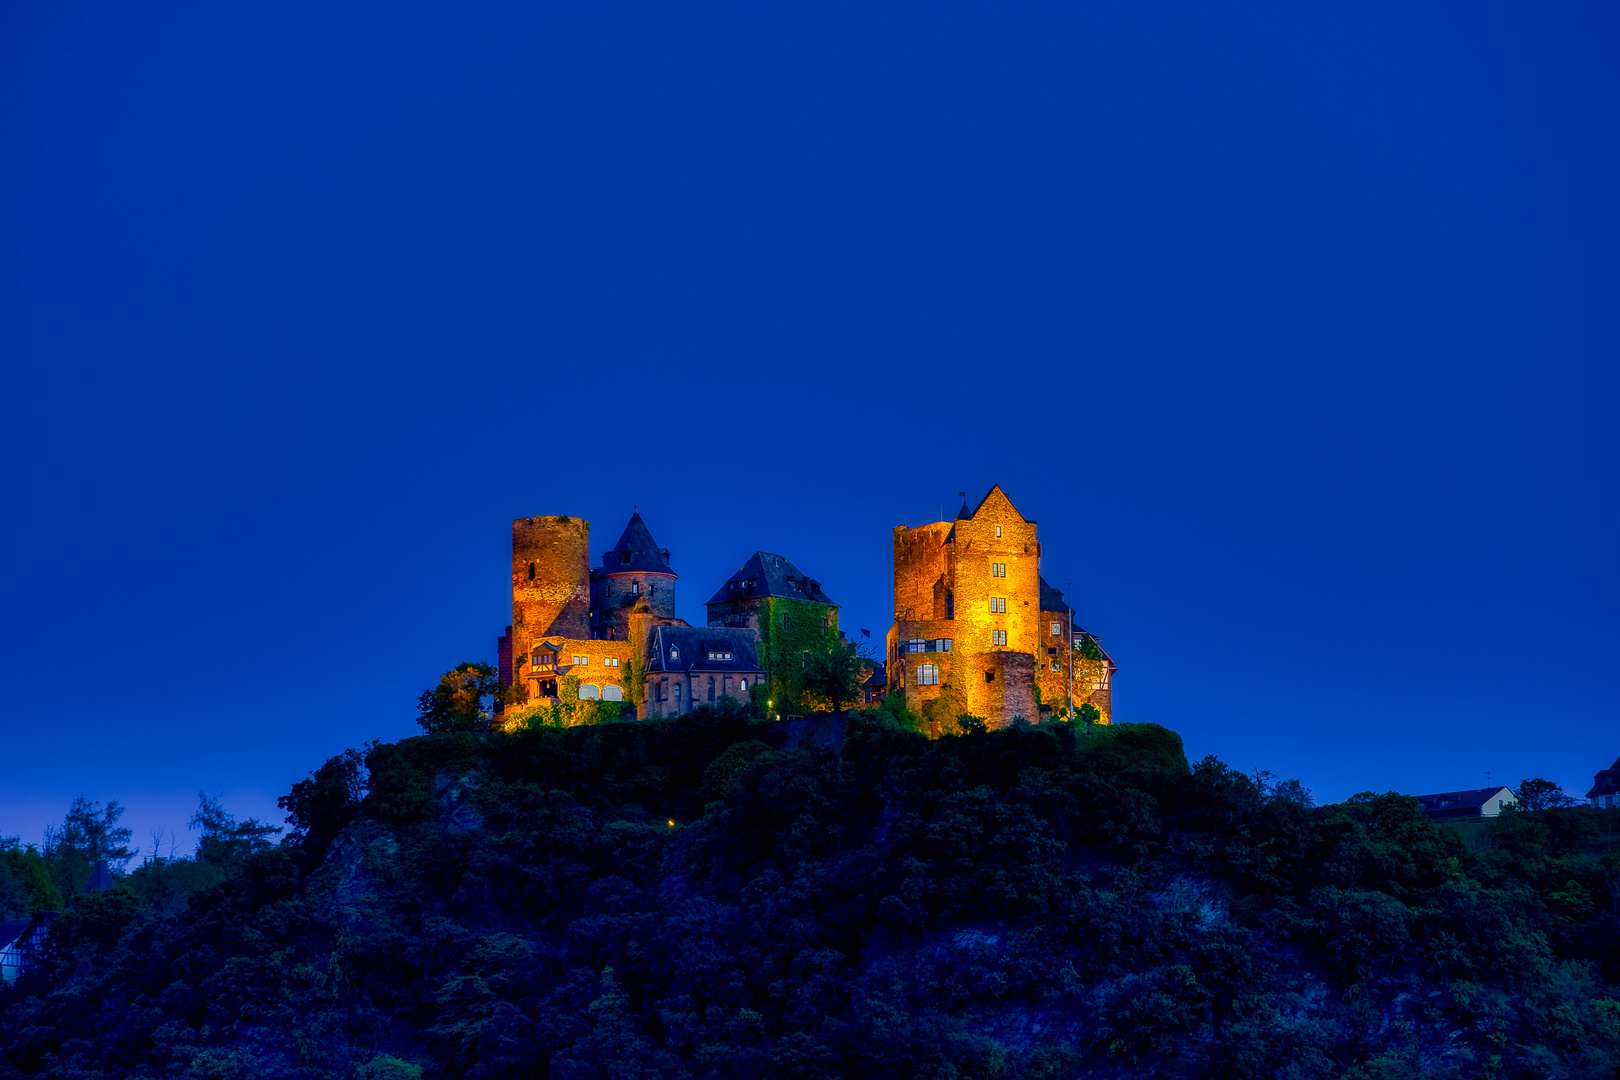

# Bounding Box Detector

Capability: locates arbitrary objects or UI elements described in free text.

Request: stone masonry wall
[593,571,677,642]
[511,516,592,672]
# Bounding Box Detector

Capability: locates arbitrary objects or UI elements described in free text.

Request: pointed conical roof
[594,512,674,576]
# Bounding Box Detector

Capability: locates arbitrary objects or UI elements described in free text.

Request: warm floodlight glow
[667,819,675,827]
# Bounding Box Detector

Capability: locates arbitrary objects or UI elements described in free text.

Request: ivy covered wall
[755,596,838,714]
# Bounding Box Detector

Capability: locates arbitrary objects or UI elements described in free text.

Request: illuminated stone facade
[497,511,765,721]
[886,485,1115,731]
[497,487,1116,730]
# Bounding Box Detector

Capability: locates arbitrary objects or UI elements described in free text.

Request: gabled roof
[645,626,763,674]
[704,551,837,607]
[1589,756,1620,799]
[862,662,888,689]
[0,920,31,950]
[1414,787,1516,815]
[966,484,1030,523]
[1038,577,1070,613]
[593,512,674,577]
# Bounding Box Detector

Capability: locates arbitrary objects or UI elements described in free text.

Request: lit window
[995,526,1001,538]
[917,664,940,685]
[740,678,748,691]
[1051,621,1060,636]
[631,581,640,595]
[707,650,733,661]
[578,684,600,700]
[603,685,623,701]
[670,646,679,659]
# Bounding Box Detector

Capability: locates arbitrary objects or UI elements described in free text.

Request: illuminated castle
[496,513,816,721]
[885,485,1115,730]
[497,485,1114,729]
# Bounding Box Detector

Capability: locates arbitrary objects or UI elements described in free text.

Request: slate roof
[0,920,30,950]
[645,626,763,674]
[1414,787,1516,818]
[593,512,674,577]
[704,552,837,607]
[862,663,888,689]
[1038,577,1071,613]
[1588,756,1620,799]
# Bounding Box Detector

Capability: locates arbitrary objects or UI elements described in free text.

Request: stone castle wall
[889,487,1105,729]
[593,570,676,641]
[511,516,591,671]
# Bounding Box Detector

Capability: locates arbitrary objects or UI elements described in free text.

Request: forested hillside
[2,710,1617,1079]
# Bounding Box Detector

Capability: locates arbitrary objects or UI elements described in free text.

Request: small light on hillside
[667,819,676,828]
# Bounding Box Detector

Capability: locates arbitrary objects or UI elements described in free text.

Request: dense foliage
[2,714,1617,1079]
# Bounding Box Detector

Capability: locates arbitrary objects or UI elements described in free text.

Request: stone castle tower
[886,485,1114,730]
[589,512,676,642]
[497,510,762,720]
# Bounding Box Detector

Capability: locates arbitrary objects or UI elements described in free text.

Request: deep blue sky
[3,1,1615,854]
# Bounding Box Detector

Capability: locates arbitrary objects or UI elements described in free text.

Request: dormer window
[621,550,632,564]
[707,650,733,662]
[669,645,679,659]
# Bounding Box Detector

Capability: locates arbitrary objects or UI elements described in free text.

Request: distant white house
[0,912,55,984]
[1413,786,1517,823]
[1588,756,1620,809]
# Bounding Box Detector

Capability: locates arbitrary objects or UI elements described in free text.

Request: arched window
[917,664,940,686]
[739,678,748,692]
[631,581,641,596]
[603,685,623,702]
[578,684,600,700]
[707,676,716,701]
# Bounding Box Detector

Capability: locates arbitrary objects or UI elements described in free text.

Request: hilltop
[2,712,1618,1079]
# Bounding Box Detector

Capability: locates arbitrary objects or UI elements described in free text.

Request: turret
[590,512,676,642]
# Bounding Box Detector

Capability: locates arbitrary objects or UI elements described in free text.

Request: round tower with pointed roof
[590,511,676,642]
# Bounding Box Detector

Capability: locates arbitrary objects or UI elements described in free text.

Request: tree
[190,792,282,872]
[0,838,61,916]
[279,745,371,850]
[1516,777,1579,812]
[800,626,869,713]
[43,797,135,897]
[417,661,501,733]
